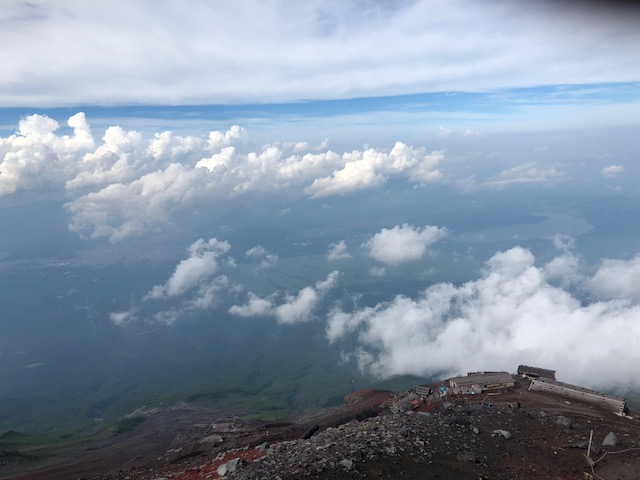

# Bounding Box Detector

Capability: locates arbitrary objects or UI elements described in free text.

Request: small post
[586,429,593,458]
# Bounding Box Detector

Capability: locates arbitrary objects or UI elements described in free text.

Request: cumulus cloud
[109,238,235,326]
[363,224,448,266]
[586,256,640,303]
[0,113,94,195]
[327,241,351,261]
[463,128,480,137]
[326,246,640,390]
[0,114,449,241]
[186,275,231,310]
[145,238,231,300]
[228,292,275,318]
[544,253,583,291]
[306,143,443,197]
[229,271,339,324]
[601,164,624,178]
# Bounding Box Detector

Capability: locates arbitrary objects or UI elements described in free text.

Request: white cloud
[327,247,640,389]
[369,266,386,277]
[67,163,216,242]
[0,113,94,195]
[275,287,323,325]
[228,292,274,318]
[456,160,569,193]
[437,126,453,137]
[275,271,339,324]
[187,275,231,310]
[0,115,442,241]
[0,112,628,248]
[327,240,351,261]
[544,253,582,289]
[601,164,624,178]
[245,245,278,268]
[586,256,640,303]
[229,271,339,324]
[145,238,231,299]
[207,125,246,150]
[109,238,235,326]
[552,233,575,253]
[306,142,443,197]
[306,150,389,197]
[3,2,639,107]
[109,309,136,327]
[363,224,448,266]
[463,128,480,137]
[482,163,565,189]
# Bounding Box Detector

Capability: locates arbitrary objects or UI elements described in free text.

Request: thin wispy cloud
[481,163,566,189]
[602,164,624,178]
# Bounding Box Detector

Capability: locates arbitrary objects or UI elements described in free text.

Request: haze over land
[1,0,640,435]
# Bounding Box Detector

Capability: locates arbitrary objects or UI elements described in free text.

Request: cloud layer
[105,231,640,392]
[0,114,445,242]
[2,1,639,106]
[327,246,640,390]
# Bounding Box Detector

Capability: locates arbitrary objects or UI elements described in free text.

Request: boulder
[339,459,355,470]
[217,457,242,476]
[303,424,320,440]
[602,432,617,447]
[556,416,571,428]
[197,434,223,452]
[492,429,512,439]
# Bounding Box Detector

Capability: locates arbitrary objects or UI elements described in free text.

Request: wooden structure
[391,393,421,413]
[449,372,514,393]
[528,377,626,413]
[517,364,556,380]
[414,385,432,398]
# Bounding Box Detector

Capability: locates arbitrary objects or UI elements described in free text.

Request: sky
[1,0,640,407]
[2,0,640,107]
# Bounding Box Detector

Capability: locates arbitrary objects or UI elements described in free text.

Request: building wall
[529,379,625,412]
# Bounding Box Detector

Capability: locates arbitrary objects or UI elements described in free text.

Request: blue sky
[1,82,638,151]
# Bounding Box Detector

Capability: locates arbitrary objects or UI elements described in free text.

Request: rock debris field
[9,379,640,480]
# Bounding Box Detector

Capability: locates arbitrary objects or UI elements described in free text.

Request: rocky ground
[4,379,640,480]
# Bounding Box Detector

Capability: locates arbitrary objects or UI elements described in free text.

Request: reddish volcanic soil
[4,381,640,480]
